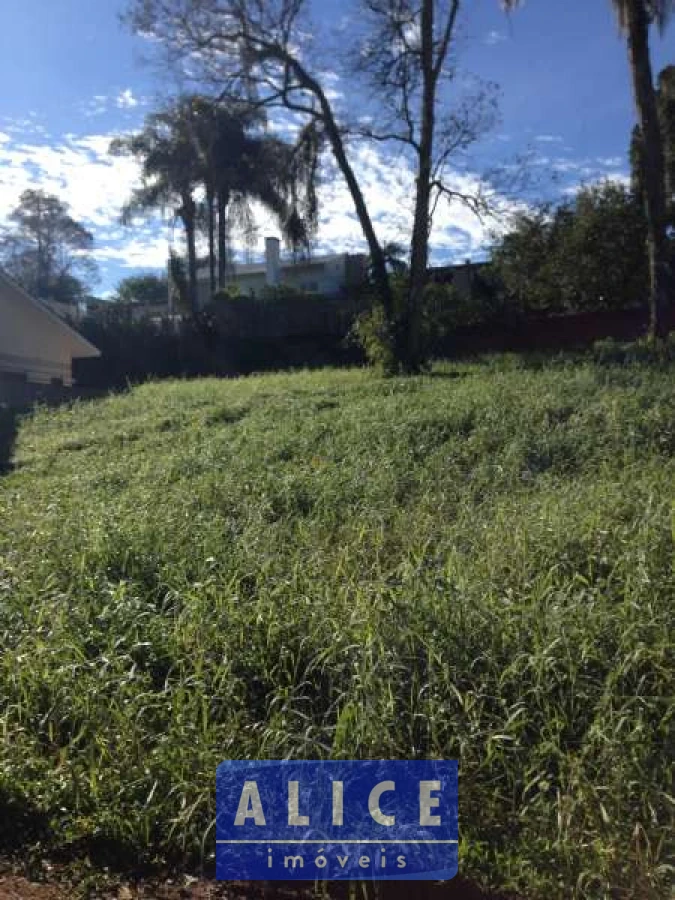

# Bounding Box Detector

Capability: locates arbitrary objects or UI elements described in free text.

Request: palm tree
[183,97,319,296]
[614,1,673,338]
[113,95,320,311]
[209,113,319,293]
[191,100,220,299]
[183,98,256,296]
[504,0,673,338]
[631,65,675,232]
[111,105,202,314]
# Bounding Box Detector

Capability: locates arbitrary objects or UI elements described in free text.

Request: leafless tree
[352,0,499,365]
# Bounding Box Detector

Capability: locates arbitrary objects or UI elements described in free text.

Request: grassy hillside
[0,358,672,898]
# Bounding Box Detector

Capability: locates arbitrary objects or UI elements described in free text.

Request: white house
[0,269,100,387]
[196,237,369,307]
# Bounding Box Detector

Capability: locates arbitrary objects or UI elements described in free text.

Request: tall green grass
[0,357,673,898]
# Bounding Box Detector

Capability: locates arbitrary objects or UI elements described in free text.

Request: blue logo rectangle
[216,760,458,880]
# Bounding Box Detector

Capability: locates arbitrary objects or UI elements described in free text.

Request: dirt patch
[0,873,523,900]
[0,875,66,900]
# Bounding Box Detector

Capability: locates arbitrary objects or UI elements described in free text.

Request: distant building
[197,237,369,307]
[0,269,100,387]
[428,259,491,294]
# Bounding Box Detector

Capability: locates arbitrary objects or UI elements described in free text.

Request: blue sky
[0,0,672,296]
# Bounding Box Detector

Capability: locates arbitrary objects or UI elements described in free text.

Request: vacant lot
[0,358,672,899]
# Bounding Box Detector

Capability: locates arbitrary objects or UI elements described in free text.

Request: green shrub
[350,272,507,372]
[212,286,242,303]
[259,283,317,302]
[350,279,460,372]
[349,301,396,372]
[593,334,675,365]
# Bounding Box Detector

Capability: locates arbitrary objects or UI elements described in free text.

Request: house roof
[0,268,100,359]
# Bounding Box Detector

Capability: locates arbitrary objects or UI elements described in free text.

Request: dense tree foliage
[114,273,169,306]
[492,181,649,314]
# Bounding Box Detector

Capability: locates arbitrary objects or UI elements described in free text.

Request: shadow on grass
[424,370,468,380]
[0,791,52,854]
[249,877,522,899]
[0,405,20,475]
[0,815,524,900]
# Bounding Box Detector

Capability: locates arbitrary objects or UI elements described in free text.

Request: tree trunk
[405,0,436,372]
[182,195,199,316]
[207,184,216,298]
[217,188,229,290]
[625,0,670,339]
[36,194,45,299]
[281,52,394,326]
[321,110,393,322]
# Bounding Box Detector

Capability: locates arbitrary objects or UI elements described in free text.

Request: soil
[0,870,523,900]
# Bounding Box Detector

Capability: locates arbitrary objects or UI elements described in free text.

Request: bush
[349,301,396,372]
[212,284,320,304]
[491,182,649,315]
[74,311,365,389]
[212,286,243,303]
[349,273,505,371]
[592,334,675,366]
[262,284,317,301]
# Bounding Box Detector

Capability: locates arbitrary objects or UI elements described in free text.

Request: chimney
[265,237,281,286]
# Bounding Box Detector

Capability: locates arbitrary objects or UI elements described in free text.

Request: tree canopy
[491,181,649,314]
[0,189,98,304]
[114,273,169,306]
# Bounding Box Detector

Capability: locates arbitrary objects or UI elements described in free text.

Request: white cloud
[0,127,169,286]
[0,134,146,230]
[248,142,515,263]
[0,118,522,289]
[525,151,631,199]
[596,156,623,168]
[268,109,305,139]
[92,236,171,268]
[325,86,344,103]
[0,114,50,137]
[535,134,563,143]
[561,172,629,196]
[80,95,110,117]
[402,21,422,50]
[319,70,341,85]
[116,89,139,109]
[484,30,507,46]
[80,90,145,117]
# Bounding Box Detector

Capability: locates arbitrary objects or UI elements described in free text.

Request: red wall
[442,305,675,355]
